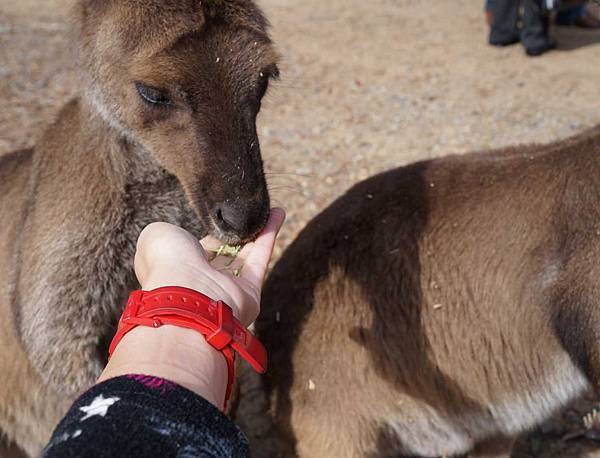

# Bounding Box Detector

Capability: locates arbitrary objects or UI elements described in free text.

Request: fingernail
[271,207,286,223]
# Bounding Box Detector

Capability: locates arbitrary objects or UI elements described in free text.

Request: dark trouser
[556,4,586,25]
[487,0,551,52]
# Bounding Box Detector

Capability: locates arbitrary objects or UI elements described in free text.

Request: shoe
[574,11,600,29]
[489,34,520,46]
[525,38,558,56]
[486,5,520,46]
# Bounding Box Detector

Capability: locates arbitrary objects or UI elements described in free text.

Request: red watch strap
[108,287,267,410]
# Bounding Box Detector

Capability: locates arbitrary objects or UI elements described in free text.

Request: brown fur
[251,126,600,457]
[0,1,277,455]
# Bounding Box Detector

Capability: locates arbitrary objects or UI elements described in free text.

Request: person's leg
[556,2,600,29]
[556,4,586,25]
[576,7,600,28]
[487,0,521,45]
[485,0,494,25]
[520,0,557,56]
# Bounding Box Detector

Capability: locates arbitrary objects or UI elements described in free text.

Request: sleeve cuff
[42,375,249,458]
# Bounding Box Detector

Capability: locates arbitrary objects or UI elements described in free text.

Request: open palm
[134,209,285,327]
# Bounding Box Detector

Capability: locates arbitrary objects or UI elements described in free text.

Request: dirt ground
[1,0,600,456]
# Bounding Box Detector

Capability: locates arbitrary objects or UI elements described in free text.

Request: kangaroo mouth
[208,209,269,245]
[190,195,269,245]
[185,179,270,245]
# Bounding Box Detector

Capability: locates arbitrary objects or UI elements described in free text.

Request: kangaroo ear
[199,0,270,34]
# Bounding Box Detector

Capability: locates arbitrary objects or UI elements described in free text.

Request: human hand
[134,208,286,326]
[99,209,285,407]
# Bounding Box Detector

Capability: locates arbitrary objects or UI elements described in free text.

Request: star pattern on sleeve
[79,394,121,421]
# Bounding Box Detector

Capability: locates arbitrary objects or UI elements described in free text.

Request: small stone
[308,379,316,390]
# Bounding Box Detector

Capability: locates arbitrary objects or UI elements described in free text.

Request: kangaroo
[252,126,600,457]
[0,0,278,455]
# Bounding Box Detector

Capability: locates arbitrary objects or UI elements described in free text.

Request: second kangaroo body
[254,126,600,457]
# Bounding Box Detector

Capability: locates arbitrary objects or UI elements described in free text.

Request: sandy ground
[1,0,600,456]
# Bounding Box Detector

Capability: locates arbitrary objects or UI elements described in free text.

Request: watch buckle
[205,301,235,350]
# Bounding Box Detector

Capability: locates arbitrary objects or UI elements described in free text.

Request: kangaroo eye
[255,65,279,100]
[135,82,172,106]
[256,75,270,100]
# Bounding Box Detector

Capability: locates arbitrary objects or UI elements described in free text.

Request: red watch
[108,286,267,410]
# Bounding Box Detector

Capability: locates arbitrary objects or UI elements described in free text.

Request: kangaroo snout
[212,197,269,243]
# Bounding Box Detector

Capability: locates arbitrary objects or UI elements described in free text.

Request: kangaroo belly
[0,317,67,457]
[0,148,68,456]
[383,354,589,457]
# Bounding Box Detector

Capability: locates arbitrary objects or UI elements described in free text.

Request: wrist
[141,272,238,320]
[99,324,228,408]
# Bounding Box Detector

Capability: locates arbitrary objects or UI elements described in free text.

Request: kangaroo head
[78,0,279,242]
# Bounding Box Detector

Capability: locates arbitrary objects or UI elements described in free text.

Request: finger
[236,208,286,260]
[240,208,285,288]
[199,235,225,260]
[211,254,244,272]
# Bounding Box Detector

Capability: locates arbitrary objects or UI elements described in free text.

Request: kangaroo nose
[216,205,246,233]
[214,200,267,239]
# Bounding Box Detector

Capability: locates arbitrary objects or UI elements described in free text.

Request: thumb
[239,208,286,290]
